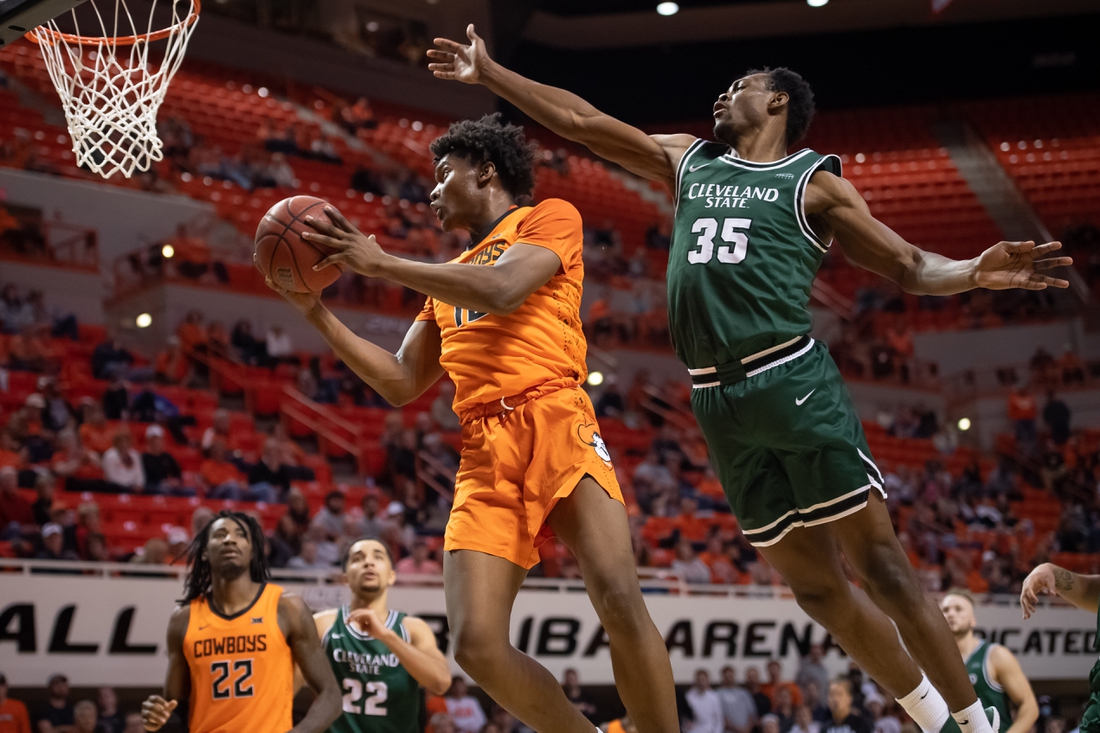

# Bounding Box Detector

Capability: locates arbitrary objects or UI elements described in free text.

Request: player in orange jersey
[268,114,678,733]
[140,511,341,733]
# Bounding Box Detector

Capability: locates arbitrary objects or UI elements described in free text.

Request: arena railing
[0,220,99,272]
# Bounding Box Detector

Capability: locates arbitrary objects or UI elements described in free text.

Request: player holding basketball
[1021,563,1100,733]
[427,25,1074,733]
[267,115,679,733]
[298,538,451,733]
[140,511,341,733]
[940,589,1037,733]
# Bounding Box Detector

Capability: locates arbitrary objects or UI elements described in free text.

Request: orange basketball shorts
[444,383,624,569]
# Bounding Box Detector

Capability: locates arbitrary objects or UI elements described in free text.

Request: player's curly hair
[747,67,816,145]
[430,113,537,200]
[179,510,270,603]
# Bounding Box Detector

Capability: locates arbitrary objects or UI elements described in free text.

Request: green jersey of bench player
[428,22,1073,733]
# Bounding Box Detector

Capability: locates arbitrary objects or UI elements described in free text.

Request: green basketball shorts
[689,336,885,547]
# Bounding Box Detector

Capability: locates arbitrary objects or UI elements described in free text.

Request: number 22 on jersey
[342,678,388,716]
[687,217,752,265]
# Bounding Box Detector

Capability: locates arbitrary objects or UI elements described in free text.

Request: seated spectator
[311,491,347,539]
[7,325,50,372]
[0,465,33,539]
[265,324,294,365]
[670,538,711,584]
[206,321,232,361]
[1058,346,1084,385]
[287,538,332,570]
[594,376,624,419]
[395,538,441,575]
[0,430,24,470]
[247,439,295,500]
[791,705,821,733]
[91,338,137,381]
[176,310,207,357]
[130,537,170,565]
[822,679,869,733]
[200,441,273,502]
[52,430,103,491]
[73,699,99,733]
[0,673,31,733]
[101,376,130,421]
[142,425,191,496]
[430,381,460,432]
[763,659,803,708]
[340,97,377,133]
[37,522,78,560]
[102,431,145,493]
[444,677,486,733]
[35,674,74,732]
[231,320,262,365]
[201,410,233,455]
[275,489,312,555]
[0,283,33,334]
[39,377,75,433]
[79,403,114,455]
[10,394,52,465]
[96,686,124,733]
[154,336,190,385]
[32,473,57,526]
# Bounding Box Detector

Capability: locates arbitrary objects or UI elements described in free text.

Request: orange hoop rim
[28,0,199,46]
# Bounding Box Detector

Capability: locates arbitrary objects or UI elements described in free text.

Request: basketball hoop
[29,0,200,179]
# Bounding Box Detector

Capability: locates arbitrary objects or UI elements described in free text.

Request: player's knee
[858,542,918,603]
[451,622,506,679]
[789,579,849,623]
[589,580,646,632]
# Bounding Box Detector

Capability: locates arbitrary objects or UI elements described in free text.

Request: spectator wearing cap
[395,538,441,575]
[141,426,190,496]
[71,701,96,733]
[0,466,33,540]
[0,672,31,733]
[36,523,77,561]
[311,491,347,539]
[34,673,73,733]
[101,431,144,493]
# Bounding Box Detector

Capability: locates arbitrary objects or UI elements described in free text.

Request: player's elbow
[427,671,452,697]
[485,281,527,317]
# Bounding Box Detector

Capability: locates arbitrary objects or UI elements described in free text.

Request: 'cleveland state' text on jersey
[666,142,841,369]
[323,607,420,733]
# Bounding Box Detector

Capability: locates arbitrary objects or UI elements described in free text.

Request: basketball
[254,195,345,293]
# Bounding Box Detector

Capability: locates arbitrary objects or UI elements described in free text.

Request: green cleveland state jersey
[324,607,420,733]
[966,640,1011,726]
[1081,611,1100,733]
[666,142,841,369]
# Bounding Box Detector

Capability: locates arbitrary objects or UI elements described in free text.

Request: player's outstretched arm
[266,277,445,407]
[304,207,563,316]
[428,24,694,186]
[1021,563,1100,618]
[989,645,1038,733]
[142,605,190,731]
[347,609,452,695]
[283,595,341,733]
[807,171,1072,296]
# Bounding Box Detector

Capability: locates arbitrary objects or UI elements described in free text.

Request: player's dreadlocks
[430,113,538,200]
[179,510,270,603]
[748,67,816,145]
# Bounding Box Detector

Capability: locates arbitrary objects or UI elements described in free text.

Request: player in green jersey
[299,538,451,733]
[428,24,1074,733]
[940,589,1037,733]
[1022,563,1100,733]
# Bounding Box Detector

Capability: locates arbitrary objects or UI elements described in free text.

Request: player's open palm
[428,24,489,84]
[265,275,322,316]
[1020,563,1057,620]
[141,695,177,731]
[302,208,385,277]
[973,240,1073,291]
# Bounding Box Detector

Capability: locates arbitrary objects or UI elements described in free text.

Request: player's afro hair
[747,67,816,145]
[430,113,537,200]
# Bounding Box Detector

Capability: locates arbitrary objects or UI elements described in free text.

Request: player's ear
[477,160,497,187]
[769,90,789,113]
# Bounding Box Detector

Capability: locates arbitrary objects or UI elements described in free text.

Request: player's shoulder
[524,198,582,224]
[313,607,340,638]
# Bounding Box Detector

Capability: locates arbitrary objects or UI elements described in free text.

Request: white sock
[896,675,951,733]
[954,699,994,733]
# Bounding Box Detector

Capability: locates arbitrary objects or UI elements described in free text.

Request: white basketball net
[32,0,199,179]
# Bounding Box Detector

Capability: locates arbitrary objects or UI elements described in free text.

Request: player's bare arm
[1021,563,1100,618]
[293,610,339,694]
[280,594,342,733]
[142,605,190,731]
[266,276,445,406]
[805,170,1072,295]
[345,608,452,695]
[427,24,694,186]
[302,207,563,316]
[988,645,1038,733]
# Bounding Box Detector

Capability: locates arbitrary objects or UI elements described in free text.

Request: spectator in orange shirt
[78,403,114,456]
[0,672,31,733]
[154,336,190,385]
[52,429,104,491]
[6,326,49,372]
[175,310,207,356]
[1006,383,1038,452]
[761,660,803,708]
[199,440,245,498]
[1059,346,1085,385]
[0,431,24,471]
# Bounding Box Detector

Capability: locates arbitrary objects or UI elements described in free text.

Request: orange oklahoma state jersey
[182,583,293,733]
[416,199,588,417]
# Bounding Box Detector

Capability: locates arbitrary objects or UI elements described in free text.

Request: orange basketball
[254,195,345,293]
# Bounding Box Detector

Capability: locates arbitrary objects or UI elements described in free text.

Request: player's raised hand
[428,24,490,84]
[972,240,1073,291]
[347,608,396,642]
[1020,563,1057,620]
[264,275,322,316]
[303,207,386,277]
[141,696,177,731]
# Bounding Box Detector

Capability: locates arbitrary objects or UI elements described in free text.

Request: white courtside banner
[0,573,1094,686]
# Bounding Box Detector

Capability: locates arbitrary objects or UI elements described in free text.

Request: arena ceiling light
[136,313,153,329]
[587,371,605,386]
[957,417,972,431]
[807,0,829,6]
[161,244,175,258]
[656,2,679,16]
